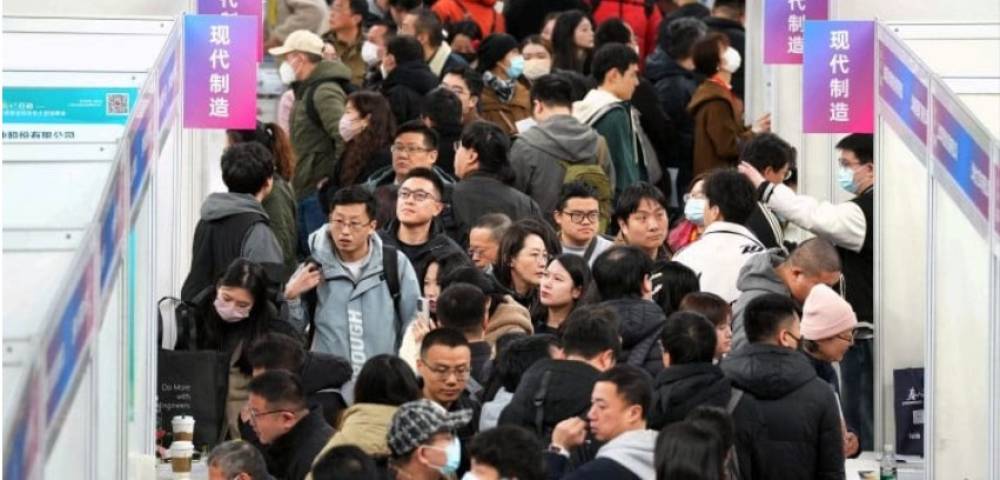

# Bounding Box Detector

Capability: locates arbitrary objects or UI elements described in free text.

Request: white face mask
[361,40,380,66]
[721,46,741,74]
[278,58,297,85]
[522,58,551,81]
[338,113,366,142]
[380,62,390,79]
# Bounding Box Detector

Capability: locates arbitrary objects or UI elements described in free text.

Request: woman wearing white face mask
[323,90,396,193]
[180,258,303,438]
[687,32,771,177]
[519,35,553,84]
[667,175,709,254]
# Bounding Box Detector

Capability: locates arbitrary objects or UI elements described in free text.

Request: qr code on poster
[106,93,130,116]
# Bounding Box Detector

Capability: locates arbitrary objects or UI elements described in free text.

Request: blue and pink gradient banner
[183,14,257,129]
[931,96,991,223]
[878,40,928,147]
[764,0,829,64]
[802,20,875,134]
[198,0,263,60]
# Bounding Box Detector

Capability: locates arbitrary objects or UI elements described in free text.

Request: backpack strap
[533,369,553,437]
[382,245,403,350]
[582,237,599,263]
[727,387,744,414]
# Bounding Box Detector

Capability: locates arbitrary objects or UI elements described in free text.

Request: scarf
[482,70,516,103]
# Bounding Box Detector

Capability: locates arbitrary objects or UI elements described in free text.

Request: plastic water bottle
[880,444,897,480]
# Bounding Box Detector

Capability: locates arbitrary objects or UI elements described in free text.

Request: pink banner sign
[802,20,875,133]
[764,0,829,64]
[198,0,263,60]
[183,15,257,129]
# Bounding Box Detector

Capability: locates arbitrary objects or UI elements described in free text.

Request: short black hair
[395,119,439,150]
[422,87,463,131]
[412,8,444,46]
[387,34,424,64]
[662,17,708,60]
[248,369,306,410]
[659,312,717,364]
[419,327,471,356]
[786,237,842,276]
[595,364,652,415]
[496,334,558,392]
[703,169,755,224]
[712,0,746,16]
[557,181,600,211]
[692,32,728,77]
[741,133,795,173]
[248,333,305,372]
[436,283,487,336]
[530,73,575,110]
[744,293,800,344]
[446,19,483,43]
[221,142,275,194]
[311,445,381,480]
[614,181,668,223]
[354,354,422,406]
[679,292,732,328]
[656,261,701,316]
[561,305,622,359]
[328,185,377,221]
[346,0,368,17]
[591,43,639,85]
[459,121,513,182]
[469,426,546,480]
[443,65,485,97]
[387,0,420,10]
[592,246,653,300]
[594,18,631,49]
[402,167,446,198]
[836,133,874,165]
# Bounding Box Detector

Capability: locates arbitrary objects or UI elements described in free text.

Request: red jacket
[591,0,662,64]
[432,0,505,36]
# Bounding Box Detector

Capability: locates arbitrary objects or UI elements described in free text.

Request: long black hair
[550,10,593,74]
[654,420,725,480]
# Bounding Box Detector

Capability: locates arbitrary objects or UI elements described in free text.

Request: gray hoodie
[510,114,613,219]
[731,249,791,352]
[200,192,285,271]
[596,429,658,479]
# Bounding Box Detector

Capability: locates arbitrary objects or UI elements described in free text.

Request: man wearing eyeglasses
[284,185,421,375]
[554,182,616,268]
[416,328,481,475]
[378,168,464,283]
[362,121,457,228]
[246,370,332,480]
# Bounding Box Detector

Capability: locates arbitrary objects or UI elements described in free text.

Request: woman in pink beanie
[800,283,861,457]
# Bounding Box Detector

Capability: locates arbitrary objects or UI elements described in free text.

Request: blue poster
[2,87,138,124]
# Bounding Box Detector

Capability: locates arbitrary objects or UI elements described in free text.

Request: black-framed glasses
[248,409,292,424]
[561,210,599,224]
[330,218,373,232]
[391,144,432,155]
[421,360,471,380]
[398,188,438,202]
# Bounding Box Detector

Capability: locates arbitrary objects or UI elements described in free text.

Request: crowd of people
[167,1,878,479]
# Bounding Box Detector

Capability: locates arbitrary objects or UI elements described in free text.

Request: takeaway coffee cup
[169,441,194,478]
[171,415,195,442]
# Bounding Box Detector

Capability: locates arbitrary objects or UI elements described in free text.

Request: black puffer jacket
[646,48,701,192]
[721,344,845,480]
[498,358,599,441]
[599,298,666,377]
[648,362,769,480]
[451,172,543,247]
[381,60,440,125]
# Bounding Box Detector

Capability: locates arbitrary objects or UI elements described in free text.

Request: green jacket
[262,175,298,276]
[290,60,353,200]
[573,88,647,195]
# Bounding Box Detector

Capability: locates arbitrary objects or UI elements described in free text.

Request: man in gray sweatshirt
[511,73,613,226]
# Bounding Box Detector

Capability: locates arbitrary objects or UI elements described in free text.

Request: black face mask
[458,52,477,64]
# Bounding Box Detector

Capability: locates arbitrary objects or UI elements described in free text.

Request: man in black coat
[648,312,767,479]
[592,246,667,377]
[499,305,620,443]
[721,294,845,480]
[247,370,334,480]
[381,35,440,125]
[645,17,707,200]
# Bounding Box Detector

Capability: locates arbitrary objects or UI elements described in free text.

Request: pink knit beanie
[800,284,857,340]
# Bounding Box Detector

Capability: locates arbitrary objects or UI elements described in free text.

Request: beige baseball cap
[268,30,325,56]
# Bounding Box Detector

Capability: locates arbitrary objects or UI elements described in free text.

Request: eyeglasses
[834,330,855,343]
[421,361,471,380]
[248,409,291,424]
[391,144,432,155]
[468,248,487,260]
[520,249,550,264]
[561,210,599,224]
[398,188,438,202]
[330,218,372,232]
